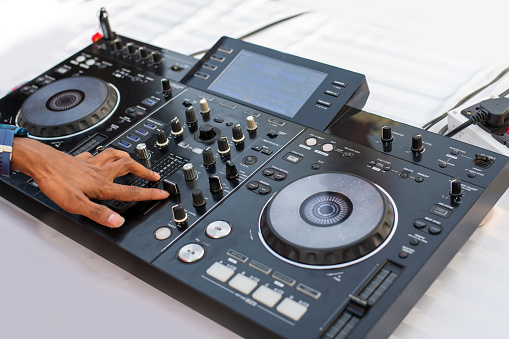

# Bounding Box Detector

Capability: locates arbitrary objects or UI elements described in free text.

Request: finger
[87,147,131,167]
[75,152,93,160]
[94,183,169,202]
[100,157,161,181]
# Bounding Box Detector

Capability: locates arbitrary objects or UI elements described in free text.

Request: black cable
[444,109,489,138]
[188,12,307,57]
[422,65,509,131]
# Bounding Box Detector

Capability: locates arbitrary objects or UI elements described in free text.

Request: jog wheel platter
[260,173,396,267]
[17,76,119,139]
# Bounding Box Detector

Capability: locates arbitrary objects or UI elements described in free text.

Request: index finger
[100,157,161,182]
[93,183,169,202]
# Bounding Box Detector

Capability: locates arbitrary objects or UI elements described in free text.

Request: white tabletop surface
[1,1,509,338]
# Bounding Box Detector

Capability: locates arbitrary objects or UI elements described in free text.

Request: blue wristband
[0,129,15,177]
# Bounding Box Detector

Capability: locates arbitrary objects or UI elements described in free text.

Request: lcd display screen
[208,50,327,118]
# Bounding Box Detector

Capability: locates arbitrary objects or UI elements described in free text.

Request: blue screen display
[208,50,327,118]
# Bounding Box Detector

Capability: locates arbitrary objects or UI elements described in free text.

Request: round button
[247,181,259,190]
[468,172,476,178]
[258,186,271,195]
[178,243,205,263]
[205,221,232,239]
[125,106,136,114]
[273,172,287,181]
[305,137,318,146]
[85,59,96,66]
[76,55,86,63]
[368,161,376,166]
[451,149,459,155]
[311,163,321,170]
[439,162,447,168]
[154,227,172,240]
[343,152,353,158]
[383,165,391,171]
[414,219,427,228]
[410,238,419,246]
[263,168,275,177]
[399,251,409,259]
[428,224,443,235]
[243,156,257,165]
[399,171,410,179]
[415,177,424,183]
[321,143,334,152]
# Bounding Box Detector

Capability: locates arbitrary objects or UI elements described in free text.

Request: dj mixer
[1,9,508,338]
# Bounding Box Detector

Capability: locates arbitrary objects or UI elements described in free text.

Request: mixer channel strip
[322,262,403,339]
[108,152,189,214]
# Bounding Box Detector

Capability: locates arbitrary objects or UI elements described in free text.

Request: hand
[11,138,169,227]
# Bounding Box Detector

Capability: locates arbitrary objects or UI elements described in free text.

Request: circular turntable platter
[17,76,119,139]
[260,172,396,267]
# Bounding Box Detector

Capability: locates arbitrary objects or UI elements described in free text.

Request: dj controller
[1,9,509,339]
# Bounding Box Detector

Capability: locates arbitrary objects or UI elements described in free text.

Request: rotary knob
[136,143,150,160]
[170,117,183,137]
[246,115,257,131]
[225,160,239,180]
[185,106,198,125]
[200,98,210,114]
[450,178,463,197]
[202,147,216,167]
[137,46,149,60]
[232,124,245,144]
[209,175,223,193]
[192,189,206,207]
[217,136,231,156]
[198,124,216,141]
[113,39,124,52]
[150,51,162,64]
[411,134,424,153]
[381,125,393,142]
[183,163,197,181]
[161,78,172,97]
[156,129,169,147]
[172,204,188,227]
[126,42,137,55]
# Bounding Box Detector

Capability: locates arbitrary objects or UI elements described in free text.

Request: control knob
[126,42,137,55]
[217,136,231,156]
[192,189,206,207]
[172,204,188,227]
[202,147,216,167]
[381,125,393,142]
[137,46,149,59]
[150,51,162,64]
[185,106,198,125]
[113,39,124,52]
[246,115,257,131]
[170,117,183,137]
[232,124,245,144]
[450,178,464,197]
[161,78,172,97]
[183,163,197,181]
[200,98,210,114]
[136,143,150,160]
[225,160,239,180]
[411,134,424,153]
[156,129,169,147]
[209,175,223,193]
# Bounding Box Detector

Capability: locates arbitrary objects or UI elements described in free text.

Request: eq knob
[246,115,257,131]
[185,106,198,125]
[163,179,180,196]
[411,134,424,153]
[209,175,223,193]
[217,136,231,156]
[381,125,393,142]
[137,46,149,59]
[450,178,464,197]
[126,42,137,55]
[232,124,245,144]
[172,204,188,227]
[202,147,216,167]
[161,78,172,97]
[183,163,197,181]
[113,39,124,52]
[225,160,239,180]
[150,51,162,64]
[198,124,216,142]
[156,129,169,147]
[136,143,150,160]
[192,189,206,207]
[170,117,183,137]
[200,98,210,114]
